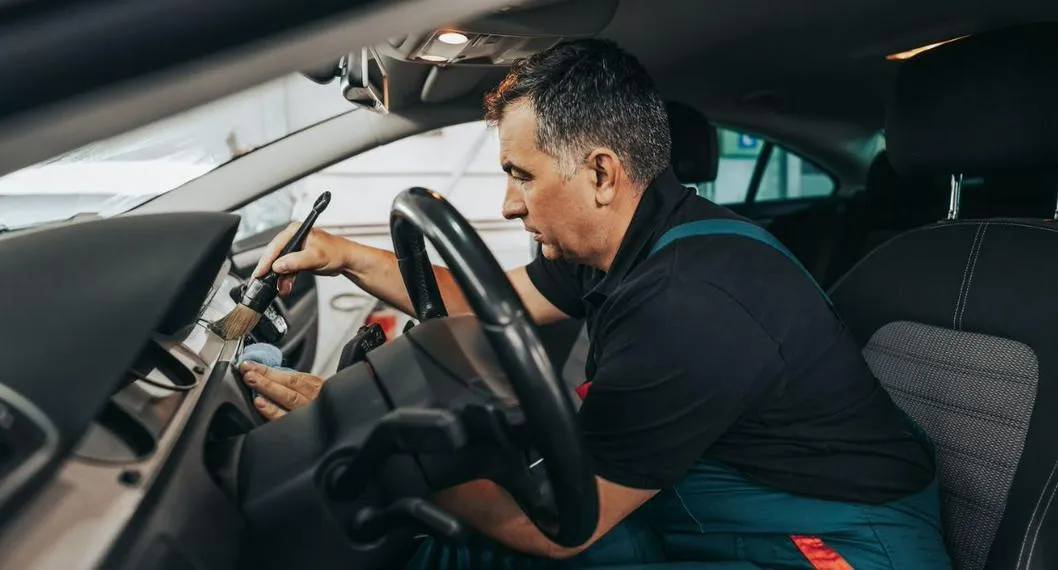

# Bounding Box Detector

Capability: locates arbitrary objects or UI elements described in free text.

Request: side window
[755,147,835,202]
[233,121,530,269]
[702,129,835,205]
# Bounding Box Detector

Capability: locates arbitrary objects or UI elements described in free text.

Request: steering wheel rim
[389,187,598,548]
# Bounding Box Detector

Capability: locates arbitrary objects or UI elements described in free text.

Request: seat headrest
[666,101,719,184]
[863,150,951,221]
[886,24,1058,178]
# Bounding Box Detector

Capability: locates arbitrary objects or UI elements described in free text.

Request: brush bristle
[212,305,263,340]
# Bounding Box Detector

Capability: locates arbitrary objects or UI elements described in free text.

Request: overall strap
[649,218,832,305]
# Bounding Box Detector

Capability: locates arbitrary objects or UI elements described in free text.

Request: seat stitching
[883,383,1030,431]
[1015,458,1058,570]
[865,343,1039,385]
[1025,469,1058,569]
[933,440,1023,472]
[953,223,985,330]
[958,222,989,330]
[941,488,1004,518]
[829,219,1058,294]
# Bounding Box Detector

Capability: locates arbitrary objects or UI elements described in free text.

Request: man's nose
[501,185,527,220]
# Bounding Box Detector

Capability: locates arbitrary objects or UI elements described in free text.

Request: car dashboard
[0,212,266,570]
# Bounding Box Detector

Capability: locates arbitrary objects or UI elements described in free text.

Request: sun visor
[886,24,1058,177]
[381,0,618,67]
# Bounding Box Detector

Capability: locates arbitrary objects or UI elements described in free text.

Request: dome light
[438,31,469,45]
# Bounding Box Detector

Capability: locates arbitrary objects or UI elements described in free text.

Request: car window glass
[234,121,532,269]
[0,73,352,232]
[755,147,835,202]
[696,129,833,204]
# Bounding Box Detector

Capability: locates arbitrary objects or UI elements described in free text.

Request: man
[239,39,951,569]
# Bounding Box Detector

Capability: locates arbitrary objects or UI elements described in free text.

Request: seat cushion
[831,219,1058,570]
[863,320,1040,570]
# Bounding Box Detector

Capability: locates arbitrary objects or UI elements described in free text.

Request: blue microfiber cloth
[235,342,292,371]
[234,343,292,410]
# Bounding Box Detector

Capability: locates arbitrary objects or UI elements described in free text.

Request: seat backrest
[832,24,1058,570]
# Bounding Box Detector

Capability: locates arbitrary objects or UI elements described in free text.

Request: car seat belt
[575,218,833,402]
[649,218,834,305]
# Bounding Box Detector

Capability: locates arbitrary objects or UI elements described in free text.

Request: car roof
[1,0,1056,180]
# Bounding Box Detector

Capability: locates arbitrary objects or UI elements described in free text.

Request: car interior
[1,1,1058,569]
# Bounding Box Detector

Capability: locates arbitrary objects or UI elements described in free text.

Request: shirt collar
[585,167,691,304]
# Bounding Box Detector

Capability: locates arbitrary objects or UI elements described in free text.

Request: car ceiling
[402,0,1058,128]
[2,0,1057,182]
[356,0,1058,182]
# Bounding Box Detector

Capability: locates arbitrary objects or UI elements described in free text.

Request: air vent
[74,401,155,464]
[73,340,199,464]
[123,341,197,393]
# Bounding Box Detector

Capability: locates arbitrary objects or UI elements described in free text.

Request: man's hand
[238,362,324,421]
[253,224,359,297]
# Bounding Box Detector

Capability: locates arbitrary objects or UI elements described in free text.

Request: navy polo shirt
[526,168,935,504]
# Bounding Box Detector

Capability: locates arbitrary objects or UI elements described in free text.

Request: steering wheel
[389,187,598,548]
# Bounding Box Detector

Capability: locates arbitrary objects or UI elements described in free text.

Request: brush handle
[277,191,332,258]
[256,191,332,293]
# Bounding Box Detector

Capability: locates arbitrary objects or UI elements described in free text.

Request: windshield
[0,73,354,231]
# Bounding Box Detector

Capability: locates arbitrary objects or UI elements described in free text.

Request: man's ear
[587,148,621,206]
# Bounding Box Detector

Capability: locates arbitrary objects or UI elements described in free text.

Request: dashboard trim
[0,305,243,570]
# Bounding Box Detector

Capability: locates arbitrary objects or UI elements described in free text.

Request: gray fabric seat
[832,24,1058,570]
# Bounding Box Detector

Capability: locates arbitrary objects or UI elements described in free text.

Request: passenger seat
[831,24,1058,570]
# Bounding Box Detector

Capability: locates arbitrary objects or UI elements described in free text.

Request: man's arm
[435,477,657,560]
[340,246,569,326]
[255,225,571,326]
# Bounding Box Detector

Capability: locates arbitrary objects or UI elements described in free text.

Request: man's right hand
[253,224,356,297]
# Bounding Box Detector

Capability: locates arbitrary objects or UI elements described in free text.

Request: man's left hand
[238,362,324,421]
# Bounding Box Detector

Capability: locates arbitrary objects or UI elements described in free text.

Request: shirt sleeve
[524,248,587,319]
[579,275,783,490]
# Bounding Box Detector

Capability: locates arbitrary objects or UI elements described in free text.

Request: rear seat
[826,156,1058,286]
[821,151,949,285]
[769,150,949,288]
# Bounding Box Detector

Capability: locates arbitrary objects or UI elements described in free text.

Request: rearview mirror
[341,47,389,114]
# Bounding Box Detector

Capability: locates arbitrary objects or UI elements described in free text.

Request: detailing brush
[212,191,331,340]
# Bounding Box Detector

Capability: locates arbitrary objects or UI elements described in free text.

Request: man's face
[497,101,599,263]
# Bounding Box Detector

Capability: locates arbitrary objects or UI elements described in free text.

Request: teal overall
[405,220,952,570]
